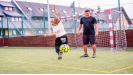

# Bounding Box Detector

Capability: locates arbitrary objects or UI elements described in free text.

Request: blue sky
[1,0,133,19]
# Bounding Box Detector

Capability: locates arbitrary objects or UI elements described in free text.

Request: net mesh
[61,11,127,51]
[61,13,111,50]
[113,12,127,51]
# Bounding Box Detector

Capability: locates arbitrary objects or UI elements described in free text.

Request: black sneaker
[80,54,89,58]
[58,52,63,60]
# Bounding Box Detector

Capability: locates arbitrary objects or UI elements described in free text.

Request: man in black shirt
[77,10,98,58]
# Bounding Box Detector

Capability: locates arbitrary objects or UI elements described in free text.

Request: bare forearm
[78,24,82,32]
[95,24,98,32]
[46,33,55,37]
[53,9,59,18]
[43,32,56,37]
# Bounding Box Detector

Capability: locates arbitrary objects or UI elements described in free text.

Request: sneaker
[80,54,89,58]
[92,53,96,58]
[58,51,63,60]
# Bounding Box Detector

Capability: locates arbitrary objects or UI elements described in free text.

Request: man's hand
[95,32,98,36]
[77,24,82,35]
[94,23,98,36]
[43,34,47,37]
[77,31,80,35]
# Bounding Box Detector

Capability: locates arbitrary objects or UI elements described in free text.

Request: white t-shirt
[52,21,66,37]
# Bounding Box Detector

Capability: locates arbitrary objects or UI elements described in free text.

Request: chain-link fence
[0,9,132,50]
[0,9,131,36]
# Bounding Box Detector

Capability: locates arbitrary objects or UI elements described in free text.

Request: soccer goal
[59,9,127,51]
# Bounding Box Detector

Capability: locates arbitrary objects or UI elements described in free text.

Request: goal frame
[59,9,114,52]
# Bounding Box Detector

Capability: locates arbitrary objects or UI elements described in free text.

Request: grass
[0,47,133,74]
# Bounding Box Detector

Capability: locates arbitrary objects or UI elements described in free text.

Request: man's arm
[53,5,59,18]
[77,24,82,35]
[94,23,98,36]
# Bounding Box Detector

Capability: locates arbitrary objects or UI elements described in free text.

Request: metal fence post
[118,0,121,30]
[39,19,42,35]
[12,29,14,37]
[43,8,46,34]
[47,0,51,34]
[22,14,24,36]
[7,17,9,37]
[73,1,77,47]
[2,18,4,46]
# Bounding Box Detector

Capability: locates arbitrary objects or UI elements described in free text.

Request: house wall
[5,29,8,35]
[5,29,12,36]
[24,29,31,35]
[115,11,129,30]
[9,30,12,35]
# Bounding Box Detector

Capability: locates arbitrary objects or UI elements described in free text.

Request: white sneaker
[92,53,96,58]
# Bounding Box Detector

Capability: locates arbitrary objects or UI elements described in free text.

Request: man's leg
[89,35,97,58]
[80,45,89,57]
[83,45,88,54]
[80,35,89,58]
[92,44,96,58]
[92,44,96,54]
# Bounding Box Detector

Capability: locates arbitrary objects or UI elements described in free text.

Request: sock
[58,51,60,55]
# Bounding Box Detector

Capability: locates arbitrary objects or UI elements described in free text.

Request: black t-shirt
[80,16,97,35]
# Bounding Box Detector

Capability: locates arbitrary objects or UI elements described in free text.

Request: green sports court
[0,48,133,74]
[0,0,133,74]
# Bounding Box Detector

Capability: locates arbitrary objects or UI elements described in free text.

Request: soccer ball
[59,44,69,53]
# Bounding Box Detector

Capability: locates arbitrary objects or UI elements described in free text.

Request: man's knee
[92,44,96,46]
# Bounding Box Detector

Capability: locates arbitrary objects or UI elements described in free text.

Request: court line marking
[108,66,133,73]
[0,59,109,73]
[0,58,133,73]
[1,49,133,54]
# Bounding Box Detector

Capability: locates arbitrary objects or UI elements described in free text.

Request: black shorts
[55,35,68,53]
[83,35,97,45]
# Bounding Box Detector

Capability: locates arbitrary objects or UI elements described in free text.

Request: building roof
[0,12,4,16]
[14,1,92,19]
[0,1,23,17]
[121,7,132,24]
[112,7,132,24]
[91,7,132,24]
[0,1,14,7]
[3,11,22,17]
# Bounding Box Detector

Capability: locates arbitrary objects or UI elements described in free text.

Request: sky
[1,0,133,19]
